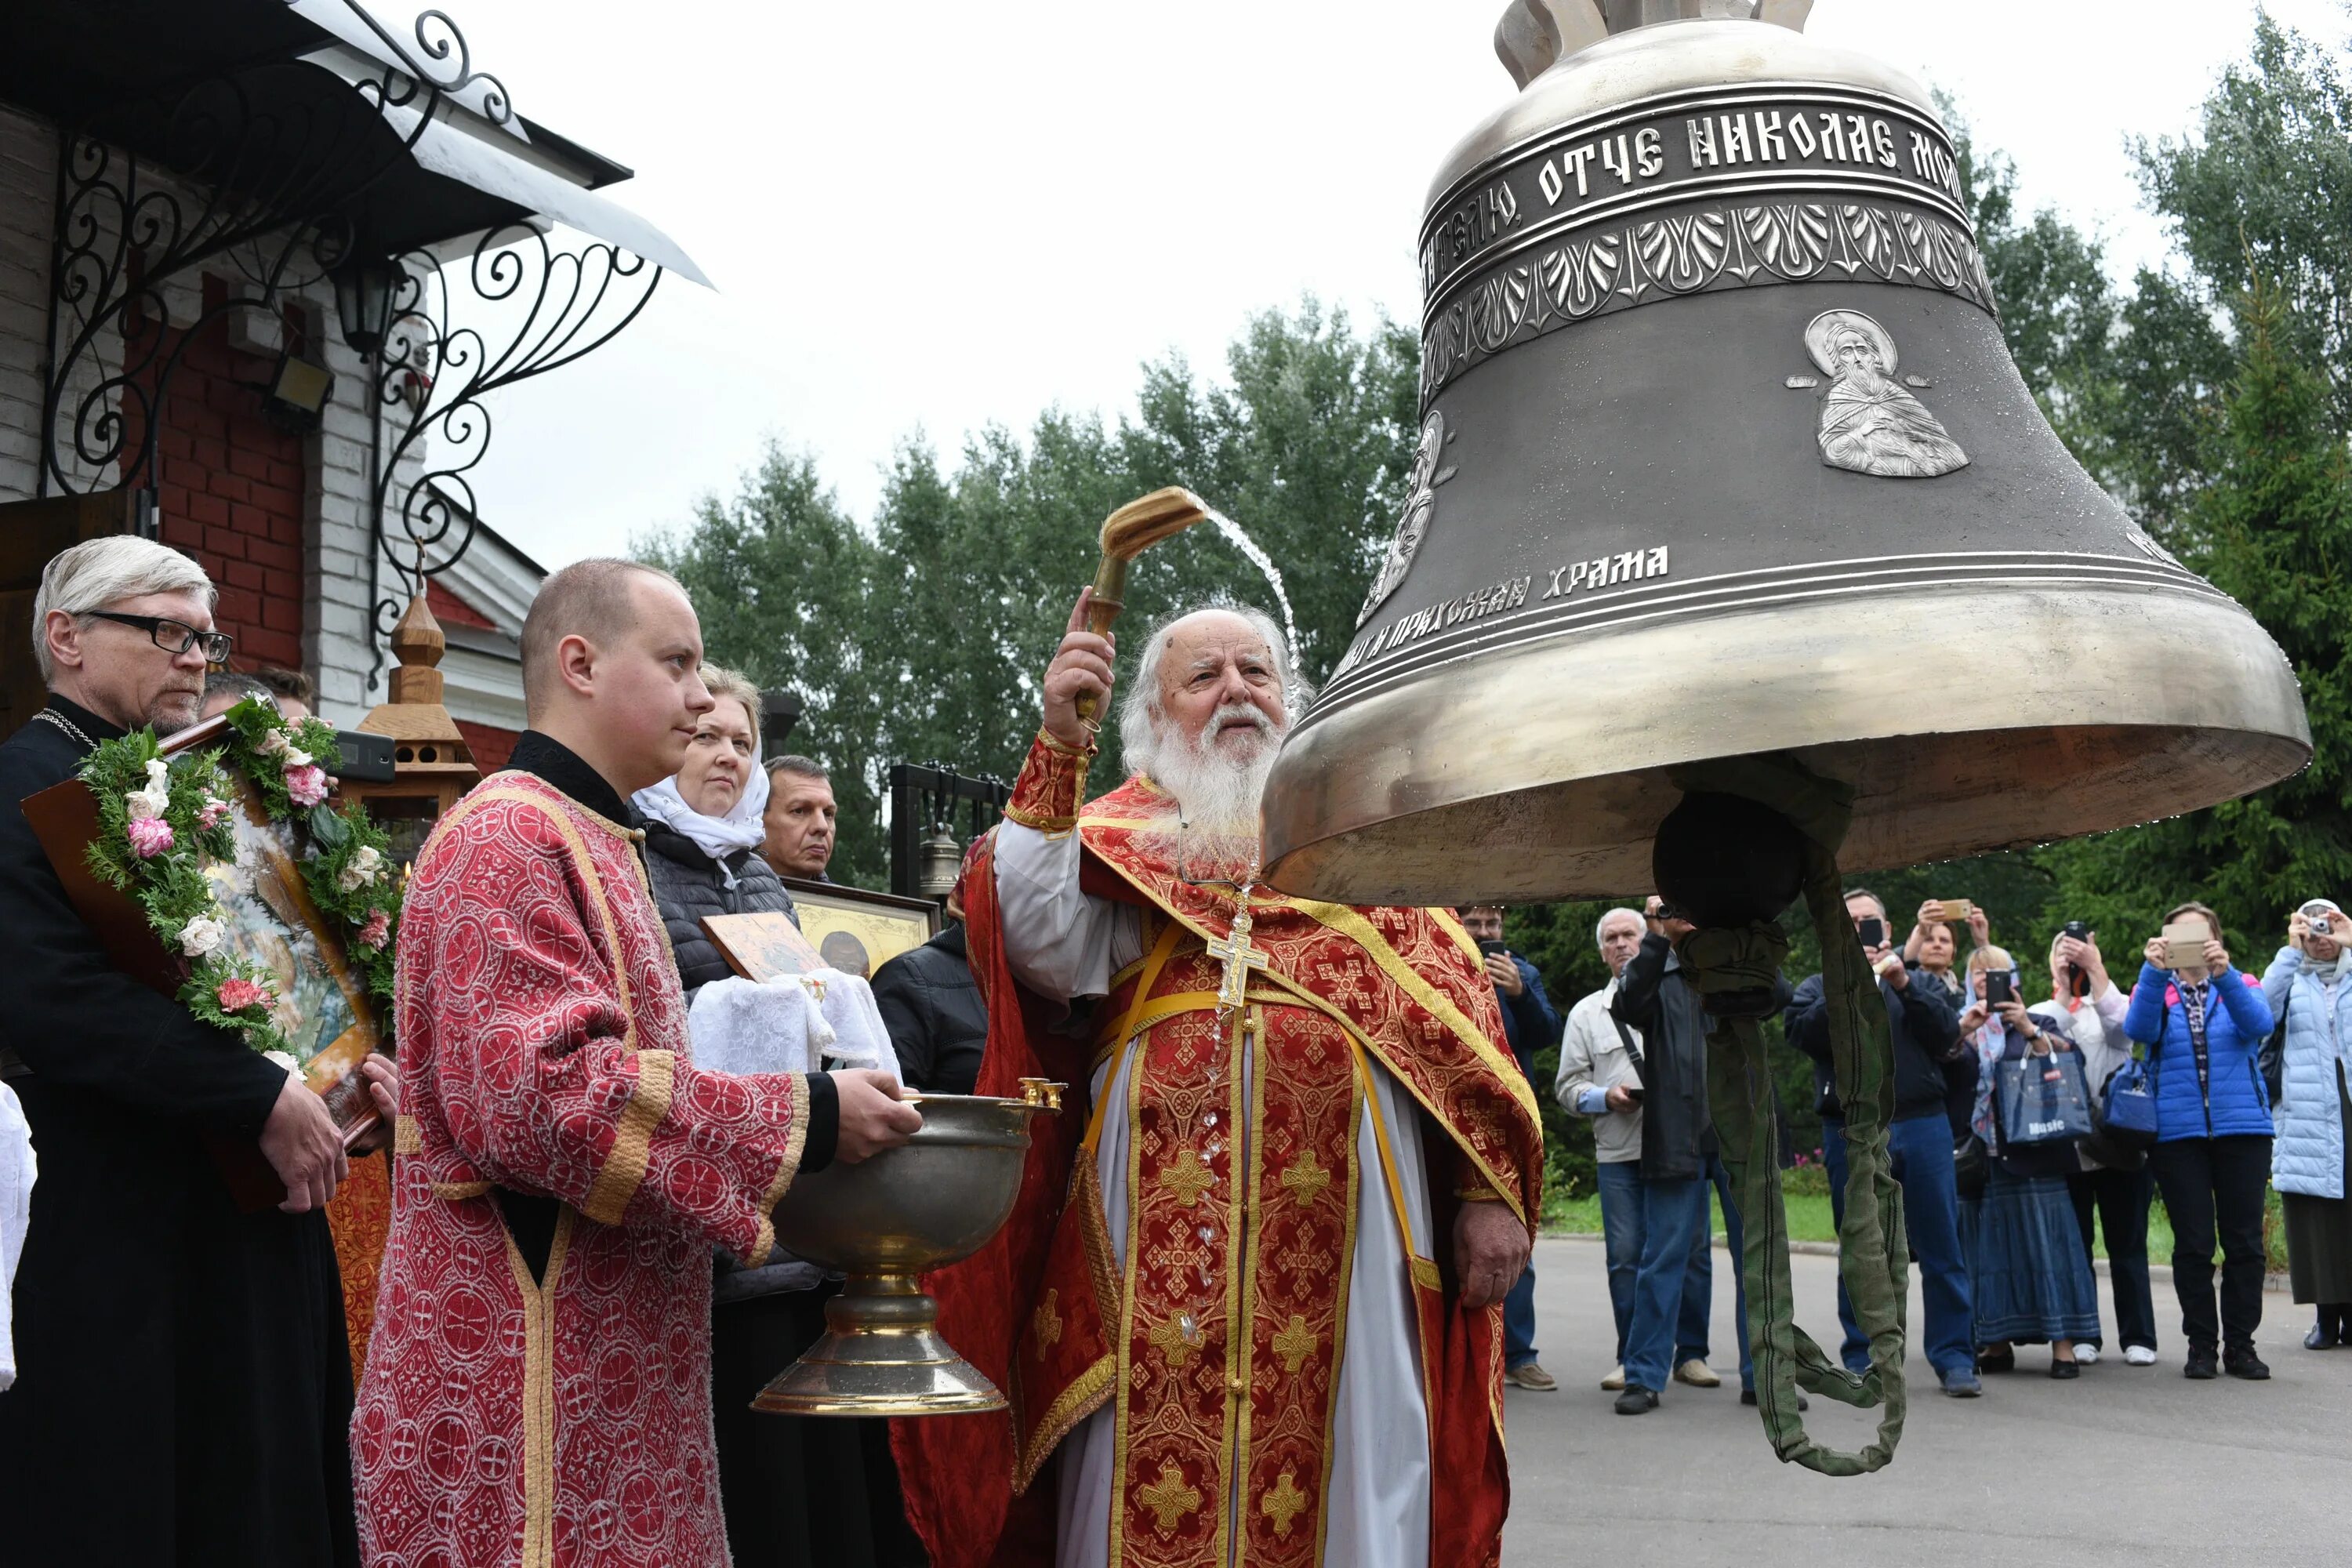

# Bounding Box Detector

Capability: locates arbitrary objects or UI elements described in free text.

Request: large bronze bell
[1262,0,2310,902]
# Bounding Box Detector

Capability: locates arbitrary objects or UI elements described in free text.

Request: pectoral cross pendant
[1205,887,1270,1017]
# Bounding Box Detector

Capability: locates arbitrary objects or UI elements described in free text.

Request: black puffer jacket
[871,924,989,1094]
[641,821,797,997]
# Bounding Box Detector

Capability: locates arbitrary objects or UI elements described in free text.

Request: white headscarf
[633,760,771,873]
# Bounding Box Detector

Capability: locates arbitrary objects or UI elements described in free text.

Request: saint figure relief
[1805,309,1969,478]
[1356,408,1458,623]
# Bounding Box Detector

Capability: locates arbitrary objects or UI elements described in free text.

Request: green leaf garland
[78,697,403,1058]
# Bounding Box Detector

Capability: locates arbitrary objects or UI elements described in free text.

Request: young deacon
[354,559,919,1568]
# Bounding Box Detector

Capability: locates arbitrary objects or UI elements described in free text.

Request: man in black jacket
[0,536,390,1565]
[873,858,989,1096]
[1605,906,1720,1414]
[1784,886,1978,1396]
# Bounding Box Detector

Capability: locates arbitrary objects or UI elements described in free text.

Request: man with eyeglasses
[0,535,387,1566]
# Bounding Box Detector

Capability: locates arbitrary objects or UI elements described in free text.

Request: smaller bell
[915,825,963,900]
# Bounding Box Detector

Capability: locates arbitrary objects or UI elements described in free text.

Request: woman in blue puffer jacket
[2122,901,2276,1380]
[2259,898,2352,1351]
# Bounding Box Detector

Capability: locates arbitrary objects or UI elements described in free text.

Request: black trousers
[2068,1165,2158,1352]
[710,1287,928,1567]
[2147,1134,2273,1352]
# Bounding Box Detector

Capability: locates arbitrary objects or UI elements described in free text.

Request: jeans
[1503,1261,1539,1369]
[1615,1171,1711,1393]
[2147,1134,2273,1352]
[1595,1161,1711,1367]
[1823,1113,1975,1376]
[2068,1165,2157,1352]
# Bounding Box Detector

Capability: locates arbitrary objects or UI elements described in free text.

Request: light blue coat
[2260,948,2350,1200]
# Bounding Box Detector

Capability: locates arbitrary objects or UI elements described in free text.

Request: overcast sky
[425,0,2350,572]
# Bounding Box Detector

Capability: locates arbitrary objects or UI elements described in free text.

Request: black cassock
[0,698,358,1567]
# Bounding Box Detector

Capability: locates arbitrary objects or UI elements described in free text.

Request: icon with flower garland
[75,699,401,1123]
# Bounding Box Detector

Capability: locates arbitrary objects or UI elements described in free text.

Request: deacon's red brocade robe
[355,773,814,1568]
[895,736,1544,1568]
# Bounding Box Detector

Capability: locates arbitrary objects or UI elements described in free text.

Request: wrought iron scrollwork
[363,224,662,674]
[38,1,503,500]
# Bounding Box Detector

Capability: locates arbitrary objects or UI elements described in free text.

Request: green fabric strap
[1669,757,1909,1475]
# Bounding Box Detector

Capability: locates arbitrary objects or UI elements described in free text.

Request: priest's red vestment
[355,773,814,1567]
[895,735,1544,1568]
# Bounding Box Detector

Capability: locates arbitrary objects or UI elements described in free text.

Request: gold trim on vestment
[583,1047,675,1225]
[430,1180,495,1200]
[1262,897,1536,1228]
[1314,1086,1364,1568]
[1014,1352,1116,1494]
[393,1114,423,1156]
[744,1075,811,1269]
[1210,1004,1248,1568]
[503,1204,575,1568]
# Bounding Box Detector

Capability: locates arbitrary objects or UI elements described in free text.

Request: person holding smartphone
[1958,947,2100,1377]
[2038,924,2159,1367]
[2259,898,2352,1352]
[1458,904,1563,1392]
[1783,888,1977,1396]
[2122,900,2277,1379]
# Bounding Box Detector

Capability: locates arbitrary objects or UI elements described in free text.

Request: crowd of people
[1475,887,2352,1417]
[2,534,2347,1568]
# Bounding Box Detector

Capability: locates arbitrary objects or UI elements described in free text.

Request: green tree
[642,299,1421,888]
[2044,274,2352,954]
[638,448,895,882]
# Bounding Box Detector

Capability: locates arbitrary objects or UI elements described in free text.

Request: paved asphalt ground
[1497,1236,2350,1568]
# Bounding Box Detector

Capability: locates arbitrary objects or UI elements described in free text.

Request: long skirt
[1971,1165,2101,1345]
[2281,1062,2352,1305]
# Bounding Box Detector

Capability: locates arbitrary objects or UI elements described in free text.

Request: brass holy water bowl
[751,1078,1063,1417]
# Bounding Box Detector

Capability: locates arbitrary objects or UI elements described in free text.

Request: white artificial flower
[281,746,312,768]
[178,913,227,957]
[337,844,383,891]
[143,759,171,794]
[256,729,289,757]
[262,1048,303,1080]
[124,787,164,822]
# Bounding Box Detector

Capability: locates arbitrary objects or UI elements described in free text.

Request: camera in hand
[1984,971,2013,1007]
[1857,916,1886,949]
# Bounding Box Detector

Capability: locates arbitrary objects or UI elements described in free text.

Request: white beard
[1129,704,1283,880]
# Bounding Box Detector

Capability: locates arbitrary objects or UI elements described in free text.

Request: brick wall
[124,274,310,673]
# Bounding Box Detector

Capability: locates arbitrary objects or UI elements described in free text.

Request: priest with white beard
[895,590,1544,1568]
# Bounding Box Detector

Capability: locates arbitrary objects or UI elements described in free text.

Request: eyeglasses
[81,612,234,664]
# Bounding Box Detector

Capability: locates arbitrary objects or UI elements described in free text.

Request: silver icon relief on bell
[1800,309,1969,479]
[1358,410,1461,625]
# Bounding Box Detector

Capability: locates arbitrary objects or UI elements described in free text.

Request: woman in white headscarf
[2262,898,2352,1351]
[632,664,799,997]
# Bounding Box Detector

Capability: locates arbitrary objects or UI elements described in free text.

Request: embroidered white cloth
[0,1081,34,1392]
[688,969,904,1083]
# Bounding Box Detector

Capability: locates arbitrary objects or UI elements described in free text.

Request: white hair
[1595,907,1646,947]
[1116,601,1311,784]
[33,536,216,681]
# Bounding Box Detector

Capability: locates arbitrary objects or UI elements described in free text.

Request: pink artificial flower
[215,975,272,1014]
[198,797,231,829]
[358,908,391,949]
[284,763,329,808]
[125,815,176,858]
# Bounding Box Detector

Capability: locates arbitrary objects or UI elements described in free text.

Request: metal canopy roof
[0,0,707,285]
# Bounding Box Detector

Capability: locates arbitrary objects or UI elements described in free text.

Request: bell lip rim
[1260,580,2312,904]
[1426,16,1945,219]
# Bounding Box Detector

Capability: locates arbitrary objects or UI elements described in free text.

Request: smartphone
[1857,916,1886,948]
[1622,1086,1645,1103]
[1984,971,2013,1007]
[2162,918,2212,969]
[1476,939,1509,959]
